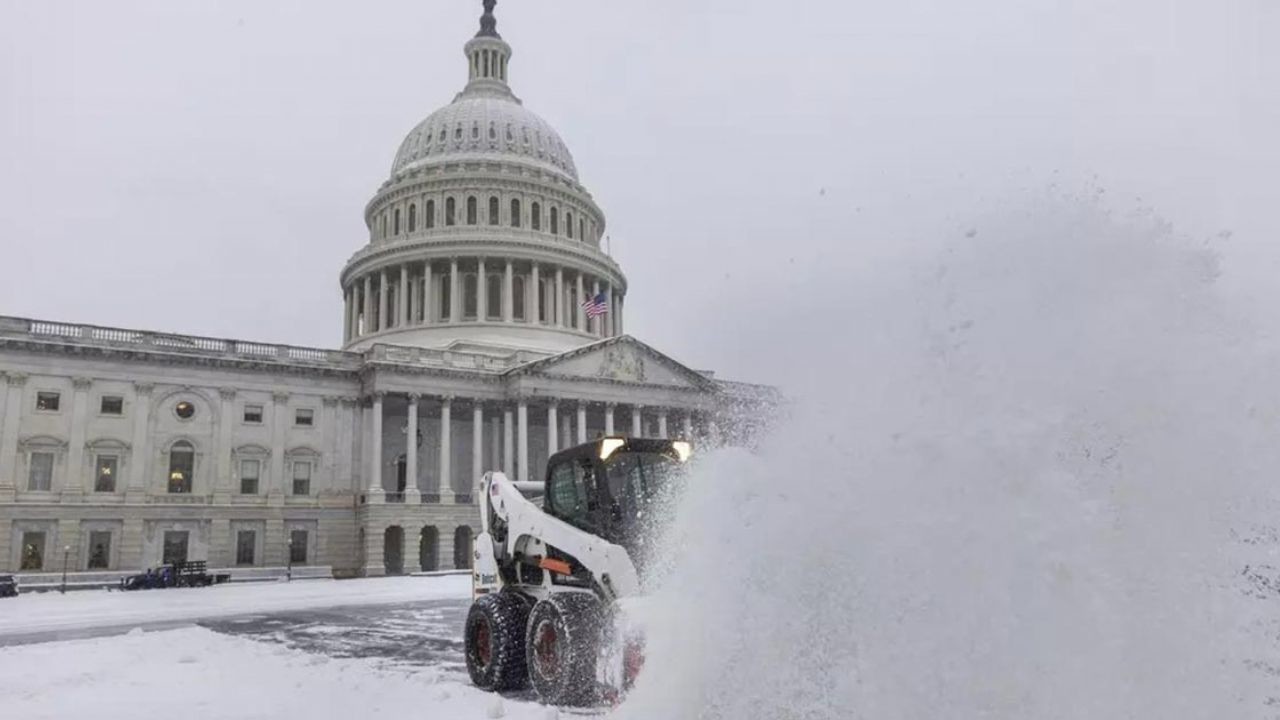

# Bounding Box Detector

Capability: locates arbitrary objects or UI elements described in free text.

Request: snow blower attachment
[464,436,691,707]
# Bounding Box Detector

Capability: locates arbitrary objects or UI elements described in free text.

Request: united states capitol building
[0,2,773,582]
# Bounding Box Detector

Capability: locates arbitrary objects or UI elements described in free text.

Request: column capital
[133,381,154,396]
[406,392,422,403]
[605,401,617,409]
[72,377,93,390]
[218,387,238,401]
[272,391,290,405]
[339,396,360,408]
[370,391,386,404]
[577,399,588,410]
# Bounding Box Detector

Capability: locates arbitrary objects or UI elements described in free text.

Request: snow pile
[619,189,1278,718]
[0,575,469,637]
[0,625,547,720]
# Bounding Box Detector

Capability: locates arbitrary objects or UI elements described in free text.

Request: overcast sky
[1,0,1276,386]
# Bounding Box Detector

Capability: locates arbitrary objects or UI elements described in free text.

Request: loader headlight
[671,441,692,462]
[599,437,627,460]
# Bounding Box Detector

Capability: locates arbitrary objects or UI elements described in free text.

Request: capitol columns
[591,280,601,336]
[477,258,488,321]
[399,264,410,327]
[0,372,26,500]
[472,401,484,496]
[604,402,616,437]
[378,270,390,332]
[439,396,454,504]
[405,394,420,503]
[576,401,588,445]
[555,268,565,327]
[546,401,559,457]
[450,259,461,323]
[531,263,541,323]
[125,382,154,501]
[367,392,385,504]
[576,273,586,329]
[422,261,434,325]
[63,377,92,499]
[503,404,515,478]
[214,387,237,503]
[517,397,530,482]
[631,405,643,438]
[503,260,515,323]
[682,412,694,441]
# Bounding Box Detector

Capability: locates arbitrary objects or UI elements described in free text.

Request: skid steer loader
[463,436,691,706]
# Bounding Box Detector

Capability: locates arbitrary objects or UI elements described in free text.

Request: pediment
[506,336,715,390]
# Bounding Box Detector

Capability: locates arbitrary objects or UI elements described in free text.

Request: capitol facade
[0,2,774,582]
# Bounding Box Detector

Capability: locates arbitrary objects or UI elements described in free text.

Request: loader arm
[479,471,641,602]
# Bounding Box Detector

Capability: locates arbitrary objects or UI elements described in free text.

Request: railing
[1,316,360,369]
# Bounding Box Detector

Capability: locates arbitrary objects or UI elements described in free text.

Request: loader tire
[526,592,605,707]
[465,590,532,692]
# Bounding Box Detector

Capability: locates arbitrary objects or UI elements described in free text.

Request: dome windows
[566,211,574,239]
[510,199,521,228]
[489,122,497,141]
[471,122,480,140]
[531,202,541,231]
[393,208,401,235]
[550,207,559,235]
[408,204,417,233]
[426,200,436,229]
[446,198,457,226]
[506,124,514,143]
[489,196,500,226]
[455,124,464,141]
[466,196,478,225]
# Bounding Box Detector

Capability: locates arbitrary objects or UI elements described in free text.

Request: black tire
[465,590,532,691]
[526,592,605,706]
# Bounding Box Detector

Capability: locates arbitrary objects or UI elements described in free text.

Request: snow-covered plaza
[0,576,554,719]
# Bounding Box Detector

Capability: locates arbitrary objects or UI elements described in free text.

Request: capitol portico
[0,2,775,583]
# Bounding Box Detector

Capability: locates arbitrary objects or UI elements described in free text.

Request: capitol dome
[339,0,626,357]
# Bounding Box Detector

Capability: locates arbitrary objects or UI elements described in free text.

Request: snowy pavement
[0,575,561,719]
[0,575,470,642]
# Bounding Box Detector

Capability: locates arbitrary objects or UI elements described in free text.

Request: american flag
[581,292,609,318]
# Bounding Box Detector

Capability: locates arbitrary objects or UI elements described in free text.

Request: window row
[23,393,317,427]
[398,117,573,174]
[21,446,319,496]
[16,527,312,571]
[378,196,592,243]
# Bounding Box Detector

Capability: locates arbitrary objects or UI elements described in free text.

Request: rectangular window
[295,409,314,427]
[94,455,118,492]
[236,531,256,566]
[36,392,60,412]
[20,531,46,570]
[28,452,53,491]
[243,404,264,424]
[240,459,260,495]
[87,531,112,570]
[163,531,189,565]
[100,396,124,416]
[292,462,311,496]
[289,530,308,564]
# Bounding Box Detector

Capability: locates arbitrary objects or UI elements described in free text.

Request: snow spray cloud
[614,187,1280,719]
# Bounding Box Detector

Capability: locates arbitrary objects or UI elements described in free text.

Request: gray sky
[1,0,1276,386]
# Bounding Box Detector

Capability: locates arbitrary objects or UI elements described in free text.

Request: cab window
[546,458,599,532]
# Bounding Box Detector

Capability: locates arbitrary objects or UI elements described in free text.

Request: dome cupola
[339,1,627,357]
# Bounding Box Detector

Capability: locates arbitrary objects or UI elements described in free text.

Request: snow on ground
[0,625,552,720]
[0,575,470,637]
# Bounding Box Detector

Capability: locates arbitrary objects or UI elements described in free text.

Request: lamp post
[286,537,293,582]
[60,545,71,594]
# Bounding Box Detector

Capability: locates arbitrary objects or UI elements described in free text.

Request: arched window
[566,211,574,238]
[408,204,417,232]
[446,197,456,226]
[380,215,387,239]
[505,124,514,143]
[510,199,522,228]
[393,208,401,235]
[513,276,526,321]
[455,123,463,141]
[488,196,500,226]
[168,441,194,494]
[471,122,480,140]
[463,273,478,319]
[486,275,501,320]
[466,196,477,225]
[439,273,452,320]
[580,218,586,242]
[488,122,497,141]
[550,207,559,235]
[531,202,542,231]
[426,199,436,229]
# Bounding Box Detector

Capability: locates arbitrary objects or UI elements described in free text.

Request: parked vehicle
[120,562,230,591]
[0,574,17,598]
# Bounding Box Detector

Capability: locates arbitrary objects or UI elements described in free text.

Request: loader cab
[543,438,690,556]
